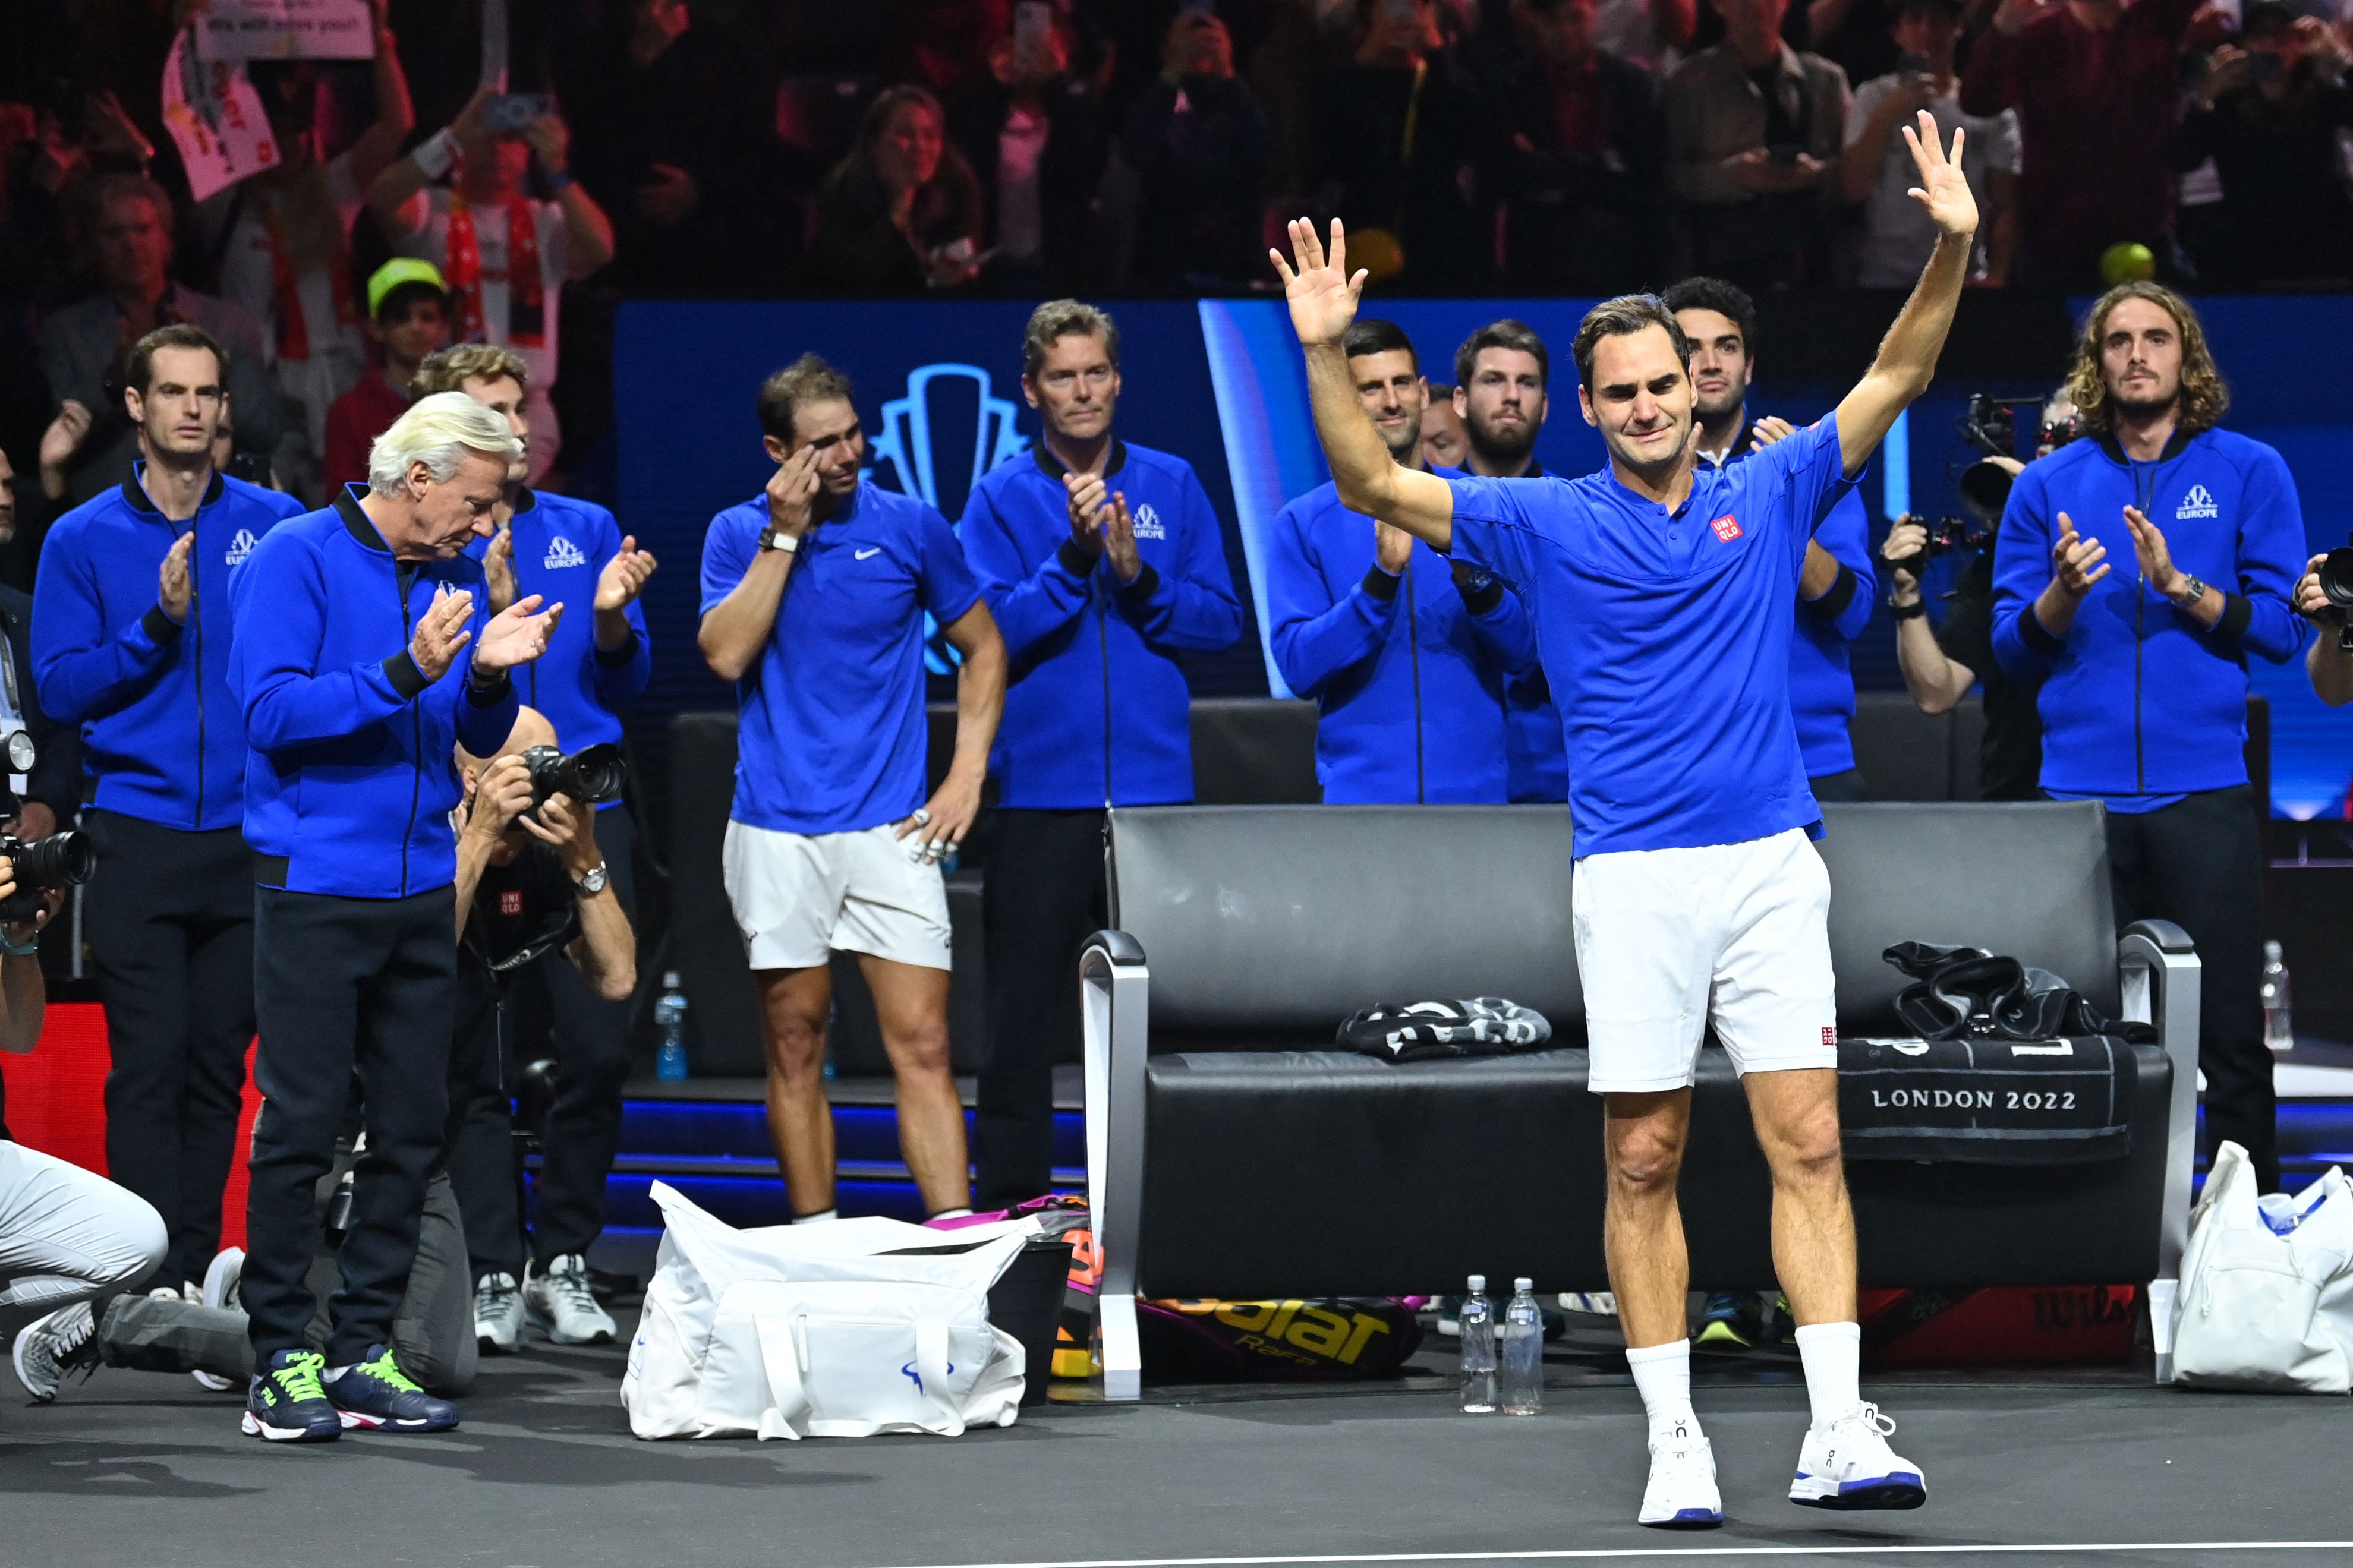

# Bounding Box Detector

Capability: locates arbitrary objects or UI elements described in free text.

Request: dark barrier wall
[616,295,2353,818]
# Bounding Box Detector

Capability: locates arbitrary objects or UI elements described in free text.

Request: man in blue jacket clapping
[1992,283,2305,1191]
[1267,318,1537,803]
[960,299,1243,1209]
[228,393,558,1443]
[33,324,305,1297]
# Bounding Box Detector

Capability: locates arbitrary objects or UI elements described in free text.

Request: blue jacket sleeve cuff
[593,629,641,667]
[1117,562,1162,604]
[1801,564,1860,623]
[466,668,513,707]
[2212,591,2253,643]
[382,652,430,700]
[1456,571,1505,616]
[1056,540,1097,579]
[2020,605,2068,656]
[141,605,184,644]
[1360,565,1403,604]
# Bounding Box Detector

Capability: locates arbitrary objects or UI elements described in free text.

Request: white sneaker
[1639,1424,1722,1528]
[201,1247,244,1312]
[1789,1403,1927,1512]
[524,1254,617,1345]
[474,1272,525,1354]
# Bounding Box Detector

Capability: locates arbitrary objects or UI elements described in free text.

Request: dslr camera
[519,743,626,810]
[2313,537,2353,650]
[0,831,96,923]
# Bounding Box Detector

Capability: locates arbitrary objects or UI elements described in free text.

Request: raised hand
[410,586,475,682]
[596,535,658,611]
[474,593,563,673]
[482,524,516,615]
[1269,217,1366,349]
[1901,111,1978,240]
[764,445,820,540]
[2122,506,2184,598]
[2050,512,2109,600]
[39,400,92,475]
[158,531,195,624]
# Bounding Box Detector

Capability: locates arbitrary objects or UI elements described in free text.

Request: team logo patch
[2176,485,2219,520]
[225,528,256,566]
[499,890,524,917]
[1710,515,1743,542]
[1132,503,1166,540]
[543,535,589,570]
[1822,1027,1838,1049]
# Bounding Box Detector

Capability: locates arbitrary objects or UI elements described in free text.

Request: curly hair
[2065,282,2229,438]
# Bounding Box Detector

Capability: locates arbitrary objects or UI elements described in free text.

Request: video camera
[519,743,626,811]
[1896,394,2083,579]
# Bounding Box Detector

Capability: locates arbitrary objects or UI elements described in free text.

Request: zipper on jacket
[188,520,204,830]
[1098,578,1113,809]
[1405,556,1423,804]
[398,566,423,898]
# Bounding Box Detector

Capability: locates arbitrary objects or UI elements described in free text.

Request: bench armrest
[2119,921,2201,1384]
[1080,930,1150,1401]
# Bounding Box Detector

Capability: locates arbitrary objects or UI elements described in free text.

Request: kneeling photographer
[446,709,636,1354]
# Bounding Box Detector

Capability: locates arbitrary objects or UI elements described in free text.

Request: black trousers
[2102,787,2277,1190]
[83,812,257,1288]
[977,807,1104,1210]
[446,806,638,1277]
[245,884,456,1365]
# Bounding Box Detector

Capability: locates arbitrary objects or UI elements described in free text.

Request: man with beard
[1993,282,2304,1192]
[1270,108,1977,1526]
[1266,318,1538,804]
[1666,278,1878,805]
[1453,321,1568,803]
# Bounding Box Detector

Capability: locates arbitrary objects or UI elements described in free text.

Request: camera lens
[2319,548,2353,612]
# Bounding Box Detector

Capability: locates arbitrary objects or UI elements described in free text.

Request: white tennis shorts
[722,819,953,973]
[1571,827,1838,1094]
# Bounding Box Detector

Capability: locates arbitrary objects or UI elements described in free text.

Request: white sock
[792,1208,839,1225]
[1793,1321,1862,1428]
[1626,1339,1699,1442]
[325,1364,350,1382]
[929,1207,973,1221]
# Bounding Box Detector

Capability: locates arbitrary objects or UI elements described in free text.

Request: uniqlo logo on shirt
[1710,515,1743,542]
[500,890,524,917]
[1822,1026,1838,1049]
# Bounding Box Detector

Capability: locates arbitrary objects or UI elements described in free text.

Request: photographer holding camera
[443,706,635,1352]
[33,323,305,1298]
[1992,283,2306,1191]
[1882,500,2040,801]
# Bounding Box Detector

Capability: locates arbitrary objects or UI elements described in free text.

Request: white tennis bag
[622,1181,1032,1439]
[2173,1141,2353,1393]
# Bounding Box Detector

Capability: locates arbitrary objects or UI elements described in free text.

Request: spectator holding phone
[365,89,616,486]
[809,86,987,294]
[1114,11,1275,289]
[1840,0,2018,287]
[1664,0,1850,288]
[945,1,1113,293]
[2173,4,2353,288]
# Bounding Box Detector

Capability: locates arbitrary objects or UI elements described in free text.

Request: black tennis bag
[1838,944,2146,1164]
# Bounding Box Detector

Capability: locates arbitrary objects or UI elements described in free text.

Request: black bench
[1079,802,2200,1398]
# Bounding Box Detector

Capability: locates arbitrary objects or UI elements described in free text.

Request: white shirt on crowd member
[1844,75,2018,287]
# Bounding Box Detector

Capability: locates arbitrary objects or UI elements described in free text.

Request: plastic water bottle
[2262,940,2294,1053]
[654,972,690,1082]
[1500,1277,1544,1415]
[1458,1275,1497,1414]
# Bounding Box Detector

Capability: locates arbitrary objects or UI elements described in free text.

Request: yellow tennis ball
[2100,242,2157,286]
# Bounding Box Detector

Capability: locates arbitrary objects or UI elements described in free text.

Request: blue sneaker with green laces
[244,1349,342,1443]
[322,1344,459,1432]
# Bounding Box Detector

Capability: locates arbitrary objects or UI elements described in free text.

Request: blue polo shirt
[1444,417,1856,856]
[700,479,981,835]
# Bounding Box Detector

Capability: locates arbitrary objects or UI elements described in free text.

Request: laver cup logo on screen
[863,362,1031,674]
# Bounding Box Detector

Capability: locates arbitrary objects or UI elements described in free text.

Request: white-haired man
[226,393,559,1443]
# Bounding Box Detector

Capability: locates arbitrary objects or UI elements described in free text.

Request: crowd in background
[1,0,2351,575]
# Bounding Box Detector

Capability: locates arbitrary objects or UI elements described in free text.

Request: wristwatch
[2169,573,2211,609]
[758,526,799,554]
[574,862,609,898]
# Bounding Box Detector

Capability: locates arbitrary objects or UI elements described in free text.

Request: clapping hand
[158,532,194,624]
[2049,512,2110,600]
[482,525,516,615]
[474,593,563,674]
[596,535,658,611]
[410,586,476,682]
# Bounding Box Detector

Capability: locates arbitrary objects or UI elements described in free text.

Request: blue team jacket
[229,487,520,898]
[1267,478,1538,803]
[1991,429,2306,798]
[33,468,304,830]
[468,488,650,752]
[960,440,1243,808]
